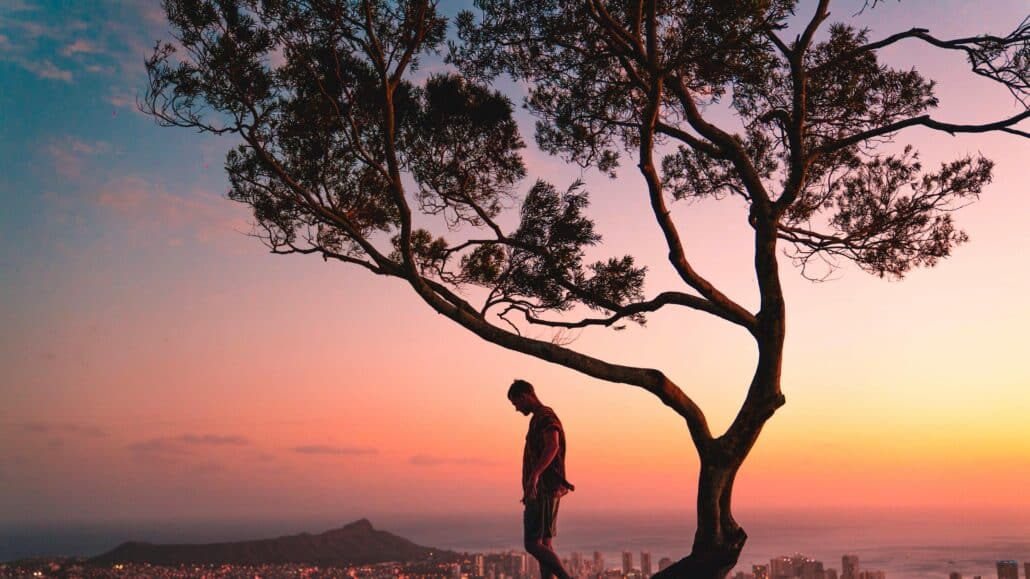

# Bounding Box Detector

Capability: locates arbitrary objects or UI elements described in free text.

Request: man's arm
[525,427,560,501]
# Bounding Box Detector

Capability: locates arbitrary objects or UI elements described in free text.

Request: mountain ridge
[89,518,458,566]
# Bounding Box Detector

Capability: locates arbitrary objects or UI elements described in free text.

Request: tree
[142,0,1029,576]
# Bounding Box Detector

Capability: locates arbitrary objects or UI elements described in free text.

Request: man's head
[507,379,539,415]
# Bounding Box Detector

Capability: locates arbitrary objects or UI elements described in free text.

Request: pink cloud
[93,176,253,250]
[136,2,169,28]
[18,58,73,82]
[105,90,148,117]
[46,137,110,179]
[61,39,100,56]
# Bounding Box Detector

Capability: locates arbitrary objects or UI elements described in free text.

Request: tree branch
[519,290,755,331]
[772,0,829,216]
[387,0,428,89]
[634,34,756,332]
[811,19,1030,101]
[815,110,1030,157]
[412,275,714,448]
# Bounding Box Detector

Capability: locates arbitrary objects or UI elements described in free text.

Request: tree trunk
[652,342,783,579]
[651,455,746,579]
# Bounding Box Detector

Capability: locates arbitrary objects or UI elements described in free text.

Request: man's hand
[524,474,540,502]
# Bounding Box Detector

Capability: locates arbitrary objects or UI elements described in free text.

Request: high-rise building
[641,552,652,576]
[997,560,1019,579]
[842,555,859,579]
[949,572,963,579]
[593,551,604,575]
[825,569,838,579]
[771,556,795,579]
[475,554,486,577]
[791,553,812,570]
[511,551,528,579]
[623,551,634,575]
[659,557,673,572]
[800,559,825,579]
[570,551,583,576]
[858,571,885,579]
[753,564,770,579]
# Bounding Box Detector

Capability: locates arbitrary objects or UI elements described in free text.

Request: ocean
[3,508,1029,578]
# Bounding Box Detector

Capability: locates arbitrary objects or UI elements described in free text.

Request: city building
[800,559,824,579]
[771,555,795,579]
[641,552,652,576]
[949,572,962,579]
[622,551,633,575]
[753,563,770,579]
[594,551,604,576]
[997,560,1019,579]
[825,569,838,579]
[569,551,583,577]
[658,557,673,572]
[842,555,859,579]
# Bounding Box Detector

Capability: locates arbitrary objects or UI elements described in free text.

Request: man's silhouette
[508,379,575,579]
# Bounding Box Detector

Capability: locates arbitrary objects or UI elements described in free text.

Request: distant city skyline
[9,545,1027,579]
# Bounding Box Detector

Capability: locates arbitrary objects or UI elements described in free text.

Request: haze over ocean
[4,508,1029,578]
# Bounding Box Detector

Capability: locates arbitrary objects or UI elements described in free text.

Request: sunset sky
[2,0,1029,528]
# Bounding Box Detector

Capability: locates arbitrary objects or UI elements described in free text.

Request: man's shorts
[523,493,561,541]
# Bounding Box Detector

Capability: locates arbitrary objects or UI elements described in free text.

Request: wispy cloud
[409,454,502,466]
[129,433,251,455]
[61,39,100,57]
[106,91,137,111]
[292,445,378,456]
[23,421,105,437]
[7,56,73,82]
[178,434,250,445]
[0,10,84,82]
[91,176,251,249]
[45,136,110,179]
[0,3,151,87]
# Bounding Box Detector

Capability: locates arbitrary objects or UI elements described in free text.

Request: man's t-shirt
[522,406,574,497]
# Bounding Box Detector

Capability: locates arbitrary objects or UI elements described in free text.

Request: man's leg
[524,537,569,579]
[524,494,571,579]
[541,537,558,579]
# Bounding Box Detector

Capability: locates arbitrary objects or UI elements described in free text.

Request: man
[508,379,575,579]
